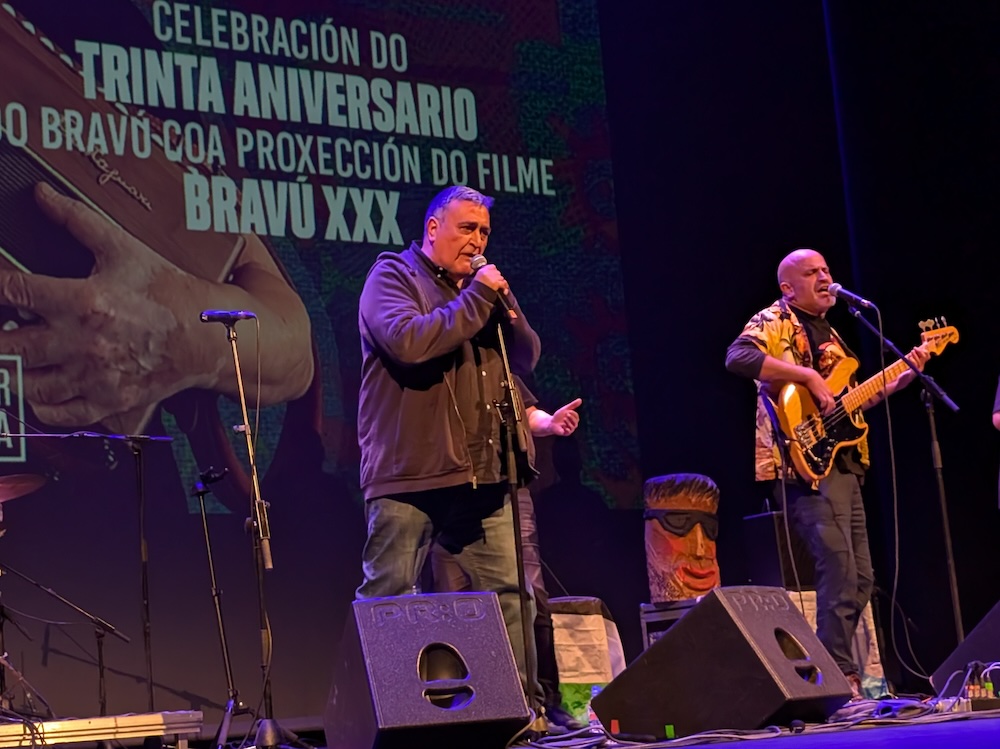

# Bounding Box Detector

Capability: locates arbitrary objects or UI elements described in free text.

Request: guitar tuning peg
[918,320,930,331]
[941,315,948,326]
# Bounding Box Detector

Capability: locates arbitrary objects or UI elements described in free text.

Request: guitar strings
[795,401,854,447]
[799,332,949,445]
[798,384,897,447]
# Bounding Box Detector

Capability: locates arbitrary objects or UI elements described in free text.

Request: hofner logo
[87,149,153,212]
[0,355,26,462]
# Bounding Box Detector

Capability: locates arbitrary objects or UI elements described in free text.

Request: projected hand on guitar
[774,321,958,483]
[0,184,313,432]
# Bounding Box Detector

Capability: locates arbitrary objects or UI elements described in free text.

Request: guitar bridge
[793,413,826,449]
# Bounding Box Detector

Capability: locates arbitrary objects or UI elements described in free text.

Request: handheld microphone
[199,309,257,323]
[828,283,875,310]
[469,255,516,318]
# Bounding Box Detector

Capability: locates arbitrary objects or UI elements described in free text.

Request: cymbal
[0,474,46,503]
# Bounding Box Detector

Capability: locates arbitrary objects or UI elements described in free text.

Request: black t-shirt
[789,305,865,477]
[790,305,834,362]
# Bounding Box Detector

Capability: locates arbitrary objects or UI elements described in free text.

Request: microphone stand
[124,434,175,717]
[846,304,963,644]
[208,319,287,749]
[191,468,251,749]
[920,388,964,641]
[0,430,167,714]
[492,318,537,719]
[0,560,129,717]
[0,591,33,711]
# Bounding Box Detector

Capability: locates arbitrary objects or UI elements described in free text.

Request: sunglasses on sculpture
[643,509,719,541]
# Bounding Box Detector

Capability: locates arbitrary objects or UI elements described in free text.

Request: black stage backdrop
[0,0,997,725]
[604,0,1000,694]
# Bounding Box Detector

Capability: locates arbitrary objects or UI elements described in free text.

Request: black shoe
[544,704,586,732]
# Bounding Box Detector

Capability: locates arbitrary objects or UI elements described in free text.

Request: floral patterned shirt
[733,299,869,481]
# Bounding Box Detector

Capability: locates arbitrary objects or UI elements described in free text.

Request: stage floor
[747,712,1000,747]
[310,708,1000,749]
[507,708,1000,749]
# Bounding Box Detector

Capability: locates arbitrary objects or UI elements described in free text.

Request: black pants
[782,468,875,675]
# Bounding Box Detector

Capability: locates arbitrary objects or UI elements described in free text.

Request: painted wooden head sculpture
[643,473,722,602]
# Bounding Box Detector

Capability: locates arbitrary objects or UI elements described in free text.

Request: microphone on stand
[199,310,257,323]
[828,283,875,310]
[470,255,516,319]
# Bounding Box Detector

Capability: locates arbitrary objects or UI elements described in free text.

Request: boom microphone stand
[0,560,129,716]
[0,591,33,711]
[920,388,964,641]
[200,311,287,749]
[0,429,158,715]
[845,304,963,644]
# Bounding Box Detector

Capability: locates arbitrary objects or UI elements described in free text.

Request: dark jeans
[516,487,562,709]
[783,468,875,675]
[357,483,539,700]
[429,487,556,707]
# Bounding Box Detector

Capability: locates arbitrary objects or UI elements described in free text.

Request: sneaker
[543,704,586,732]
[846,673,863,701]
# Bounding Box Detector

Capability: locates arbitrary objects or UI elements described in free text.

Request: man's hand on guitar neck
[896,345,932,388]
[862,344,932,408]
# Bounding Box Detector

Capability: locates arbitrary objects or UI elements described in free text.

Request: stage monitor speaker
[931,598,1000,697]
[592,586,852,739]
[323,592,530,749]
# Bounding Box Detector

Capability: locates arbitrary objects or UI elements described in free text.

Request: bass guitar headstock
[918,317,959,355]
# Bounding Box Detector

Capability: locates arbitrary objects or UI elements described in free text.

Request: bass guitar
[773,321,958,483]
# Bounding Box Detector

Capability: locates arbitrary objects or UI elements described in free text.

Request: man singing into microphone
[724,248,929,698]
[355,185,542,706]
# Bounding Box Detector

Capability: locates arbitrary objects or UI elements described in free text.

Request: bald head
[776,248,835,315]
[777,248,824,286]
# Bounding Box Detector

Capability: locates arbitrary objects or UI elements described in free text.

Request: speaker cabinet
[931,598,1000,697]
[324,593,530,749]
[593,586,851,738]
